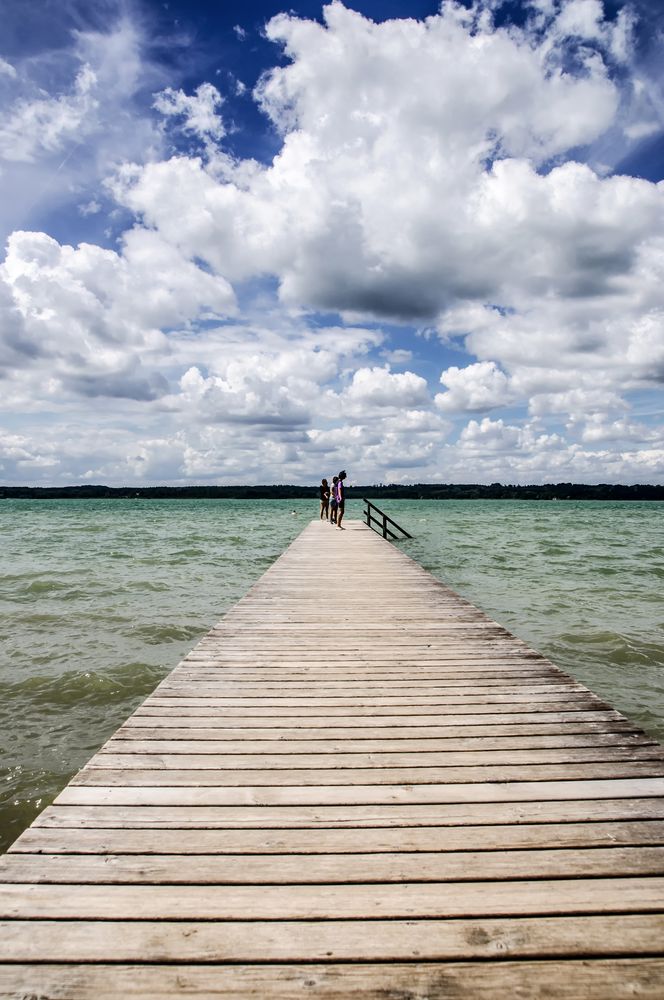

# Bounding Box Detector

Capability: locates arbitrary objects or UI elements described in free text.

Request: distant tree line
[1,482,663,500]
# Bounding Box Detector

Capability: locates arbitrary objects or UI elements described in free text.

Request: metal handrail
[362,498,412,540]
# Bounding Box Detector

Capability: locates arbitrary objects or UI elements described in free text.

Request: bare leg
[337,504,344,529]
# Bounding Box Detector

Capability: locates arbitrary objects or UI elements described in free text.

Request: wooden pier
[1,518,664,997]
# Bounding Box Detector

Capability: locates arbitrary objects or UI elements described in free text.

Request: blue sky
[0,0,663,485]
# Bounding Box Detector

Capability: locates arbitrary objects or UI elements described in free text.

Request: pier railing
[362,498,412,540]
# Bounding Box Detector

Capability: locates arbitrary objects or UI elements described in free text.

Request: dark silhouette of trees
[1,483,662,501]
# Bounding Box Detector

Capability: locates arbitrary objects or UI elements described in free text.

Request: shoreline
[2,483,664,501]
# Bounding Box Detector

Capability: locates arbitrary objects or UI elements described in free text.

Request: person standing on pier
[330,475,339,524]
[320,478,330,520]
[336,470,347,529]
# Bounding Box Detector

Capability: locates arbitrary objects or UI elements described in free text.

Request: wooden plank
[54,777,664,807]
[173,657,556,666]
[3,846,664,884]
[200,623,514,631]
[140,696,605,709]
[33,796,664,828]
[175,661,557,671]
[169,679,577,689]
[1,916,664,964]
[69,762,664,786]
[181,648,555,655]
[126,713,639,732]
[131,706,626,722]
[154,691,595,705]
[170,670,565,680]
[110,729,655,748]
[121,718,643,736]
[94,743,664,761]
[1,959,663,999]
[3,878,664,920]
[10,820,664,855]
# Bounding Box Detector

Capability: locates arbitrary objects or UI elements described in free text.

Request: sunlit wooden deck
[1,518,664,998]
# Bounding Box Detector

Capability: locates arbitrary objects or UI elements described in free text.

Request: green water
[1,497,663,852]
[396,500,664,740]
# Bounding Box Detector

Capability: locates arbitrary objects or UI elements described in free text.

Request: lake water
[1,497,663,851]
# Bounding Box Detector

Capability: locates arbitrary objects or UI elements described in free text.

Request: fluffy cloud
[459,416,524,452]
[436,361,513,413]
[344,367,429,409]
[154,83,226,142]
[1,0,663,485]
[178,360,313,428]
[112,1,635,317]
[580,415,661,445]
[108,4,664,421]
[304,406,452,482]
[0,229,235,401]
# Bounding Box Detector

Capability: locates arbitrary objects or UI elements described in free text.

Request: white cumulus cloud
[436,361,513,413]
[345,366,430,408]
[0,228,235,402]
[154,83,226,141]
[1,1,663,485]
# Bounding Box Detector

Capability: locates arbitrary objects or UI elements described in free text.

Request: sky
[1,0,663,486]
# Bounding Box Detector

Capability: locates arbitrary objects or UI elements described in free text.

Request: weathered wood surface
[2,518,663,998]
[1,961,664,1000]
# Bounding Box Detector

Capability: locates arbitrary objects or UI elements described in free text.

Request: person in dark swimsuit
[336,470,347,529]
[320,478,330,520]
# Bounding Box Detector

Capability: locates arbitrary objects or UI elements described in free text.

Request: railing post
[361,497,412,542]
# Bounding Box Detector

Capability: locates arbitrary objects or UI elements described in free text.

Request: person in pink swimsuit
[330,475,339,524]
